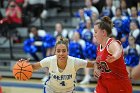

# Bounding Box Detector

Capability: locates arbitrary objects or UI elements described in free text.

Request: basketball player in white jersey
[19,37,95,93]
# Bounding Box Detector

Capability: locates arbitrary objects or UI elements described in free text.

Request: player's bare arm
[86,61,96,68]
[106,41,122,63]
[18,59,41,71]
[93,62,101,79]
[31,62,42,71]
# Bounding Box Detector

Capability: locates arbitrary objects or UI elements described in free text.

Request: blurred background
[0,0,140,93]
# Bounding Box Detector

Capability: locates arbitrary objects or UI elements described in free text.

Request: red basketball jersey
[96,38,128,79]
[95,38,132,93]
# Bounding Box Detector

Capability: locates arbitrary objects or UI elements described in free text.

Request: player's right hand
[94,68,101,80]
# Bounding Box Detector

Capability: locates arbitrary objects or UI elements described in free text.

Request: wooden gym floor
[1,77,140,93]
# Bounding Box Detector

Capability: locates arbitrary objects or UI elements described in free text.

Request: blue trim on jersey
[43,75,51,93]
[43,85,46,93]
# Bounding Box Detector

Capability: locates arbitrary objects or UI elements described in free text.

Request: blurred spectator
[120,0,131,16]
[54,22,68,38]
[138,2,140,16]
[90,12,98,25]
[0,11,9,37]
[129,21,140,45]
[125,0,140,8]
[0,11,3,35]
[84,0,99,17]
[69,31,85,59]
[82,20,93,43]
[6,0,22,29]
[92,0,105,13]
[0,11,3,20]
[111,7,129,33]
[100,0,116,18]
[23,0,45,18]
[124,36,140,78]
[74,9,90,35]
[0,0,4,8]
[112,7,130,48]
[130,6,140,27]
[15,0,25,8]
[43,34,56,57]
[24,26,46,61]
[45,0,63,13]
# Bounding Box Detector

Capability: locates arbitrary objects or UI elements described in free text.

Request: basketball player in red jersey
[93,16,132,93]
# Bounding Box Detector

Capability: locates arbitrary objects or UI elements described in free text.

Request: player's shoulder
[68,56,84,62]
[68,56,76,60]
[45,55,57,60]
[68,56,79,62]
[108,38,121,46]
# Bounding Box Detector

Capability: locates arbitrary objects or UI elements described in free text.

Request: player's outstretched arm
[106,41,122,63]
[31,62,42,71]
[18,59,42,71]
[86,61,96,68]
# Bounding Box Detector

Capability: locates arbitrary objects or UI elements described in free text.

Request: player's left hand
[106,55,116,63]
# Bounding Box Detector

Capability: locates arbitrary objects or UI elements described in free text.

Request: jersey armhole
[106,40,114,55]
[106,40,123,55]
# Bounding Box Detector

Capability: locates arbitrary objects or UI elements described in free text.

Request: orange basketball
[13,60,33,81]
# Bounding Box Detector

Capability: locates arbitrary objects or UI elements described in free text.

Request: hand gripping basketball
[13,58,33,81]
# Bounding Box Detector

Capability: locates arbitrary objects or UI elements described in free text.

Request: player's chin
[58,58,65,62]
[96,40,101,44]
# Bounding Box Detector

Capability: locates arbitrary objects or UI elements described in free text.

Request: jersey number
[60,81,65,86]
[98,62,111,73]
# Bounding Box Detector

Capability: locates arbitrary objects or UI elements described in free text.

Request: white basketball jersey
[46,56,76,92]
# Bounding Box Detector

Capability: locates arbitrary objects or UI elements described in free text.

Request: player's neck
[57,58,68,70]
[101,37,109,48]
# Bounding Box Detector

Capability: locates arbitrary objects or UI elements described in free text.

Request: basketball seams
[20,72,21,80]
[15,72,29,80]
[17,62,32,68]
[17,63,22,68]
[14,69,32,72]
[22,64,32,68]
[21,72,29,80]
[16,61,30,68]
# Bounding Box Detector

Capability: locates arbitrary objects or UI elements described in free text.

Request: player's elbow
[131,73,139,80]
